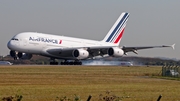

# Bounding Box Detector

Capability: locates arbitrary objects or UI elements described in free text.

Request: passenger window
[11,38,19,41]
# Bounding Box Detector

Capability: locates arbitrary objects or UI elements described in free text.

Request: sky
[0,1,179,60]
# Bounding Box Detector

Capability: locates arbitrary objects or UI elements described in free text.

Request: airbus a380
[7,12,175,65]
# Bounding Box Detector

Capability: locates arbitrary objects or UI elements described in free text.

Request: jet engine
[17,52,32,59]
[72,49,89,59]
[108,47,124,57]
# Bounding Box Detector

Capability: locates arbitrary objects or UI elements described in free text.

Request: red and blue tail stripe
[102,12,129,45]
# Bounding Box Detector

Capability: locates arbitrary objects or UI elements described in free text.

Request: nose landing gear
[10,50,18,60]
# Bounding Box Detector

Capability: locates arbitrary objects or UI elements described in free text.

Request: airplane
[7,12,175,65]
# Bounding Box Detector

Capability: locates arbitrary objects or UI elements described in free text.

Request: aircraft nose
[7,40,14,50]
[7,40,12,49]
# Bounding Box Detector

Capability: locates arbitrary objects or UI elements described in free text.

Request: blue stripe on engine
[106,13,129,42]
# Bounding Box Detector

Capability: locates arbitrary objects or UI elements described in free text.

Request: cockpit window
[11,38,19,41]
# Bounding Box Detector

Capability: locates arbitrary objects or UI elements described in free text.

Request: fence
[162,65,180,77]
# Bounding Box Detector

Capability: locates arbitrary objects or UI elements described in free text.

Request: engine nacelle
[72,49,89,59]
[17,52,32,59]
[108,47,124,57]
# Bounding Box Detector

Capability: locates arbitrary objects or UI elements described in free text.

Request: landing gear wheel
[49,58,59,65]
[14,57,18,60]
[60,61,82,65]
[50,62,58,65]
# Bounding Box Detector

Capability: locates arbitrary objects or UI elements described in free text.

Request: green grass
[0,65,179,101]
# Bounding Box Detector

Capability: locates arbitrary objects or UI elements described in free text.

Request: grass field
[0,65,179,101]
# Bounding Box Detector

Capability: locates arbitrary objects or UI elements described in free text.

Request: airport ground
[0,65,179,101]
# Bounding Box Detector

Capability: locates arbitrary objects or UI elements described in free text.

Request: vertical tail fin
[102,12,129,45]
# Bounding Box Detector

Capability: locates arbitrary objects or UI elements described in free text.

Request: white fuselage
[7,32,117,59]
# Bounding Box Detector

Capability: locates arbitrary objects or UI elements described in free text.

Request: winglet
[171,43,175,50]
[162,44,175,50]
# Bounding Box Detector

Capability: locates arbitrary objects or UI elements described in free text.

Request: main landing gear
[60,61,82,65]
[49,59,82,65]
[60,60,82,65]
[50,58,59,65]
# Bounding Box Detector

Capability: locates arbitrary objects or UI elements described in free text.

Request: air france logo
[29,37,62,44]
[59,40,62,44]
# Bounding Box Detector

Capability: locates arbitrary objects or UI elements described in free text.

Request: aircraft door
[22,38,28,46]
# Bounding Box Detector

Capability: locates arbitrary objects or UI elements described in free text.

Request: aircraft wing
[46,46,110,59]
[122,44,175,54]
[46,44,174,59]
[86,44,175,56]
